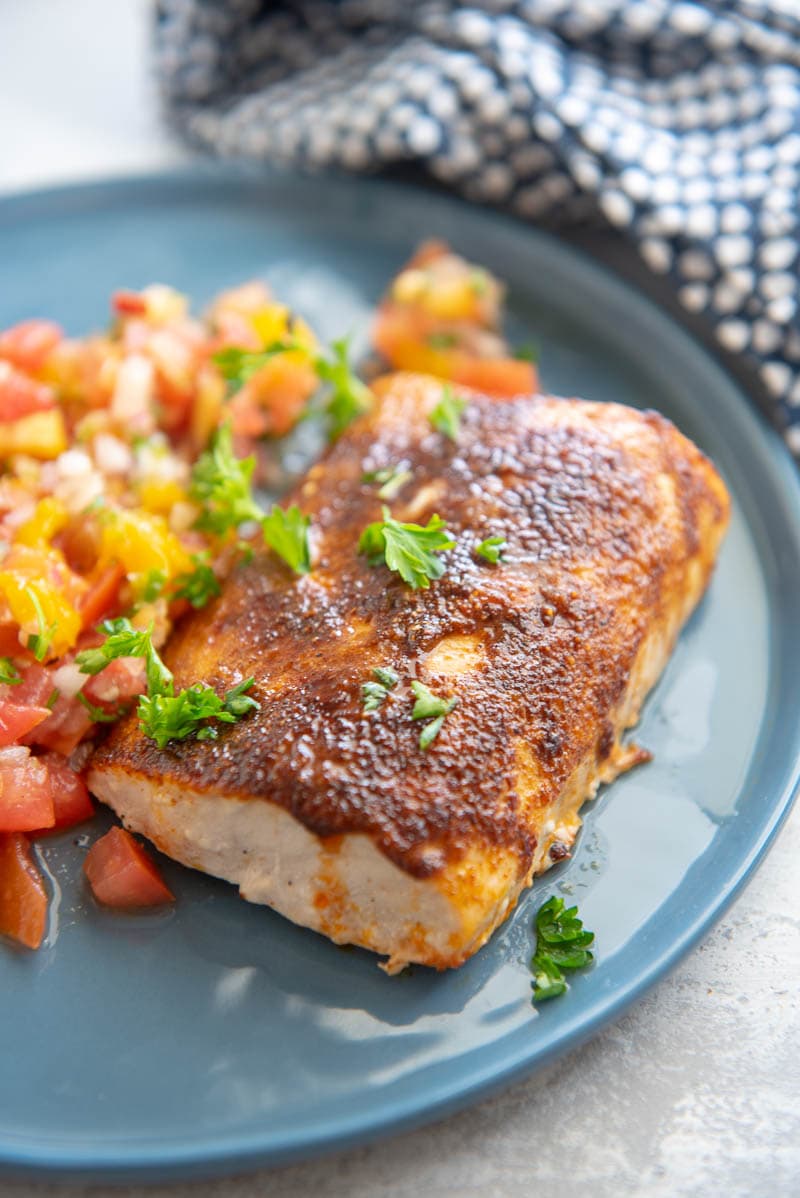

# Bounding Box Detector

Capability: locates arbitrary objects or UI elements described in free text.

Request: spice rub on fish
[89,372,730,972]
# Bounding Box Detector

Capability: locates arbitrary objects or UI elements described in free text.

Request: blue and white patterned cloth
[156,0,800,454]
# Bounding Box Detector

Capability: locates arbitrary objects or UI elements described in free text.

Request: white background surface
[1,2,798,1195]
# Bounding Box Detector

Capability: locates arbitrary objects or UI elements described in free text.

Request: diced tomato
[11,663,57,709]
[27,694,94,756]
[0,361,56,422]
[0,626,23,657]
[84,826,174,908]
[81,655,146,706]
[79,561,125,630]
[242,353,319,438]
[0,320,62,372]
[0,833,48,949]
[0,747,54,832]
[33,754,94,833]
[112,291,148,317]
[0,703,51,747]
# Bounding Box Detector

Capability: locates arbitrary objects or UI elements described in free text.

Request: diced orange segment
[99,508,193,585]
[137,478,187,515]
[0,409,67,459]
[249,303,290,347]
[15,497,69,549]
[0,571,82,660]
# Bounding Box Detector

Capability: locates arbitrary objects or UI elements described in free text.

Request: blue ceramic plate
[1,171,799,1184]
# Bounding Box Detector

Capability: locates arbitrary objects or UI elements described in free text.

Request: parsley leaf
[173,557,221,609]
[315,336,373,439]
[429,385,467,441]
[213,346,276,386]
[530,896,594,1004]
[362,465,413,501]
[475,535,506,564]
[77,619,259,748]
[140,569,167,603]
[76,617,173,698]
[190,423,262,538]
[358,505,455,590]
[22,586,56,662]
[362,665,399,712]
[0,657,21,685]
[514,341,540,363]
[191,427,313,574]
[261,504,311,575]
[410,679,457,750]
[138,677,259,750]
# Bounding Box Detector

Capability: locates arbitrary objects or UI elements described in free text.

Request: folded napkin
[156,0,800,454]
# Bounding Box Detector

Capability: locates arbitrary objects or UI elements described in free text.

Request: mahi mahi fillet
[89,373,730,971]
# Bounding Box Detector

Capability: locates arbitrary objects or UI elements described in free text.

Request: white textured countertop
[1,2,798,1194]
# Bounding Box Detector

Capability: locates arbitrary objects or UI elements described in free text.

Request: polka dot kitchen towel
[156,0,800,454]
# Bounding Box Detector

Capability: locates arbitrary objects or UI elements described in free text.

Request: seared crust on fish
[89,373,730,971]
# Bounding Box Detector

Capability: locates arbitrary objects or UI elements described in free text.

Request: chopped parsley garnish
[429,385,467,441]
[173,557,221,609]
[23,586,56,662]
[77,617,259,748]
[530,896,594,1003]
[190,426,312,574]
[262,504,311,575]
[362,665,399,712]
[358,506,455,590]
[76,617,173,696]
[410,679,458,750]
[0,657,21,685]
[236,539,255,566]
[190,423,262,538]
[214,335,372,440]
[77,692,124,723]
[140,569,167,603]
[138,677,258,751]
[212,346,274,387]
[315,336,373,439]
[475,535,506,564]
[426,332,458,350]
[514,341,540,364]
[362,465,413,501]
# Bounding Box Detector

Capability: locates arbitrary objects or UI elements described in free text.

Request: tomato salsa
[0,245,532,949]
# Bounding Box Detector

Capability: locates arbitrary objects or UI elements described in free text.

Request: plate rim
[1,165,800,1183]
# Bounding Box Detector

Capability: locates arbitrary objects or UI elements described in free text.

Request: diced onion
[93,433,132,477]
[110,354,155,429]
[52,662,88,699]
